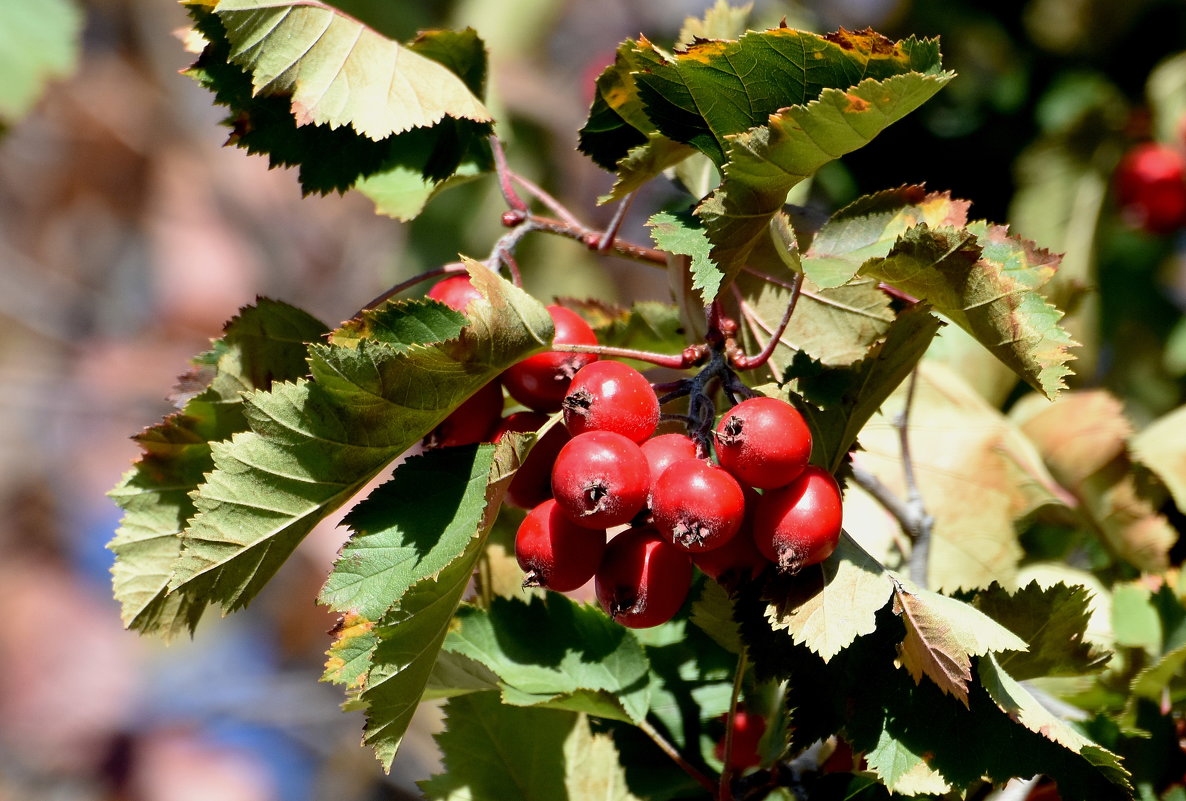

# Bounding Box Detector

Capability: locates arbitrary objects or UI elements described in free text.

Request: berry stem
[718,650,751,801]
[550,341,700,369]
[490,135,529,213]
[637,717,717,795]
[730,271,803,371]
[351,262,469,318]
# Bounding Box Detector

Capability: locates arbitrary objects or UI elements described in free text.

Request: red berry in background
[1114,142,1186,234]
[515,499,607,592]
[713,708,767,771]
[651,458,746,552]
[715,397,812,490]
[425,380,504,448]
[692,487,769,581]
[595,526,692,628]
[563,360,659,443]
[753,465,843,573]
[502,305,599,412]
[551,430,649,529]
[640,433,698,490]
[426,274,483,311]
[494,412,570,510]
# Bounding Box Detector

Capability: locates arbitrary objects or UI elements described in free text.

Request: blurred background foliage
[1,0,1184,799]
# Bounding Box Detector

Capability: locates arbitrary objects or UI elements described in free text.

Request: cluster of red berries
[424,275,844,629]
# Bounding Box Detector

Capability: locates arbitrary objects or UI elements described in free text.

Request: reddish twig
[730,271,803,371]
[490,135,528,213]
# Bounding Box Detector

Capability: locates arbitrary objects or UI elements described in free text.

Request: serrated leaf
[1130,642,1186,701]
[322,611,378,688]
[893,581,1028,706]
[562,721,647,801]
[978,653,1097,755]
[698,69,952,285]
[419,694,576,800]
[356,441,514,768]
[854,361,1060,591]
[107,299,328,638]
[789,304,943,473]
[765,533,895,662]
[865,727,951,795]
[1131,403,1186,513]
[164,263,551,626]
[973,581,1110,681]
[440,595,651,723]
[0,0,81,125]
[859,223,1076,399]
[566,299,687,363]
[214,0,490,139]
[801,186,971,289]
[690,580,743,655]
[647,210,721,299]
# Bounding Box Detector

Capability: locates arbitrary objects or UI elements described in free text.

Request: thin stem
[528,214,668,265]
[637,717,717,795]
[490,135,528,212]
[849,464,915,533]
[719,650,750,801]
[550,341,695,370]
[510,172,583,228]
[899,369,935,587]
[597,192,636,252]
[352,263,468,318]
[731,272,803,371]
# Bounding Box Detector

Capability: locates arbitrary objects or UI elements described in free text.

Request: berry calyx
[715,396,812,490]
[426,274,483,311]
[494,412,571,510]
[425,380,504,449]
[713,708,767,771]
[595,526,692,628]
[502,305,599,412]
[752,465,843,573]
[651,458,746,552]
[515,499,607,592]
[551,430,649,529]
[692,487,769,581]
[562,360,659,443]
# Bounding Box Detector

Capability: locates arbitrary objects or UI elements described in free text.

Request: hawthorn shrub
[105,2,1186,800]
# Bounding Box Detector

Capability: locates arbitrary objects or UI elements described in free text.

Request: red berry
[426,274,483,311]
[640,433,698,489]
[502,305,599,412]
[692,487,769,581]
[551,431,649,529]
[713,708,767,771]
[595,527,692,628]
[494,412,570,510]
[425,380,503,448]
[515,499,607,592]
[562,360,659,443]
[651,458,746,552]
[753,465,843,573]
[1114,142,1186,234]
[715,397,812,490]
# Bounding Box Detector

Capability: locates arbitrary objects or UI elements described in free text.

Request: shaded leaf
[690,579,743,655]
[765,533,895,661]
[858,223,1076,399]
[973,581,1110,681]
[108,300,328,638]
[1130,403,1186,513]
[165,263,551,626]
[893,581,1028,706]
[865,727,951,795]
[440,595,651,723]
[0,0,81,125]
[566,299,687,364]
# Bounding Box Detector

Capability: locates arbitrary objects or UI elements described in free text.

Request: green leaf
[865,726,951,795]
[1130,642,1186,701]
[0,0,81,125]
[801,186,972,289]
[677,0,754,45]
[320,448,502,619]
[165,263,551,626]
[892,581,1028,707]
[690,579,743,655]
[647,210,721,299]
[1111,582,1163,652]
[322,611,378,688]
[1130,403,1186,514]
[698,69,952,287]
[789,304,943,473]
[858,223,1076,399]
[107,300,328,638]
[440,595,651,723]
[973,581,1110,681]
[765,533,895,662]
[356,441,513,768]
[566,300,687,364]
[186,7,492,206]
[214,0,490,139]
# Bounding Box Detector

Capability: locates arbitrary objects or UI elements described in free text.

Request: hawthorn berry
[562,360,659,443]
[551,430,649,529]
[752,465,843,573]
[713,708,767,771]
[651,458,746,552]
[595,526,692,628]
[715,396,812,490]
[515,499,607,592]
[639,433,698,489]
[1114,142,1186,234]
[493,412,570,510]
[692,487,769,581]
[425,380,504,448]
[502,305,599,412]
[426,274,483,311]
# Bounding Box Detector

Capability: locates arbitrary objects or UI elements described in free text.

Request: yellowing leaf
[214,0,492,140]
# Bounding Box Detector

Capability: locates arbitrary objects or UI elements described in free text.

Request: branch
[898,370,934,587]
[637,717,717,796]
[549,341,701,370]
[730,271,803,371]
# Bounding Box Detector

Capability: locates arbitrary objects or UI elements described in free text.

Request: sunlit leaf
[0,0,81,125]
[108,300,328,638]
